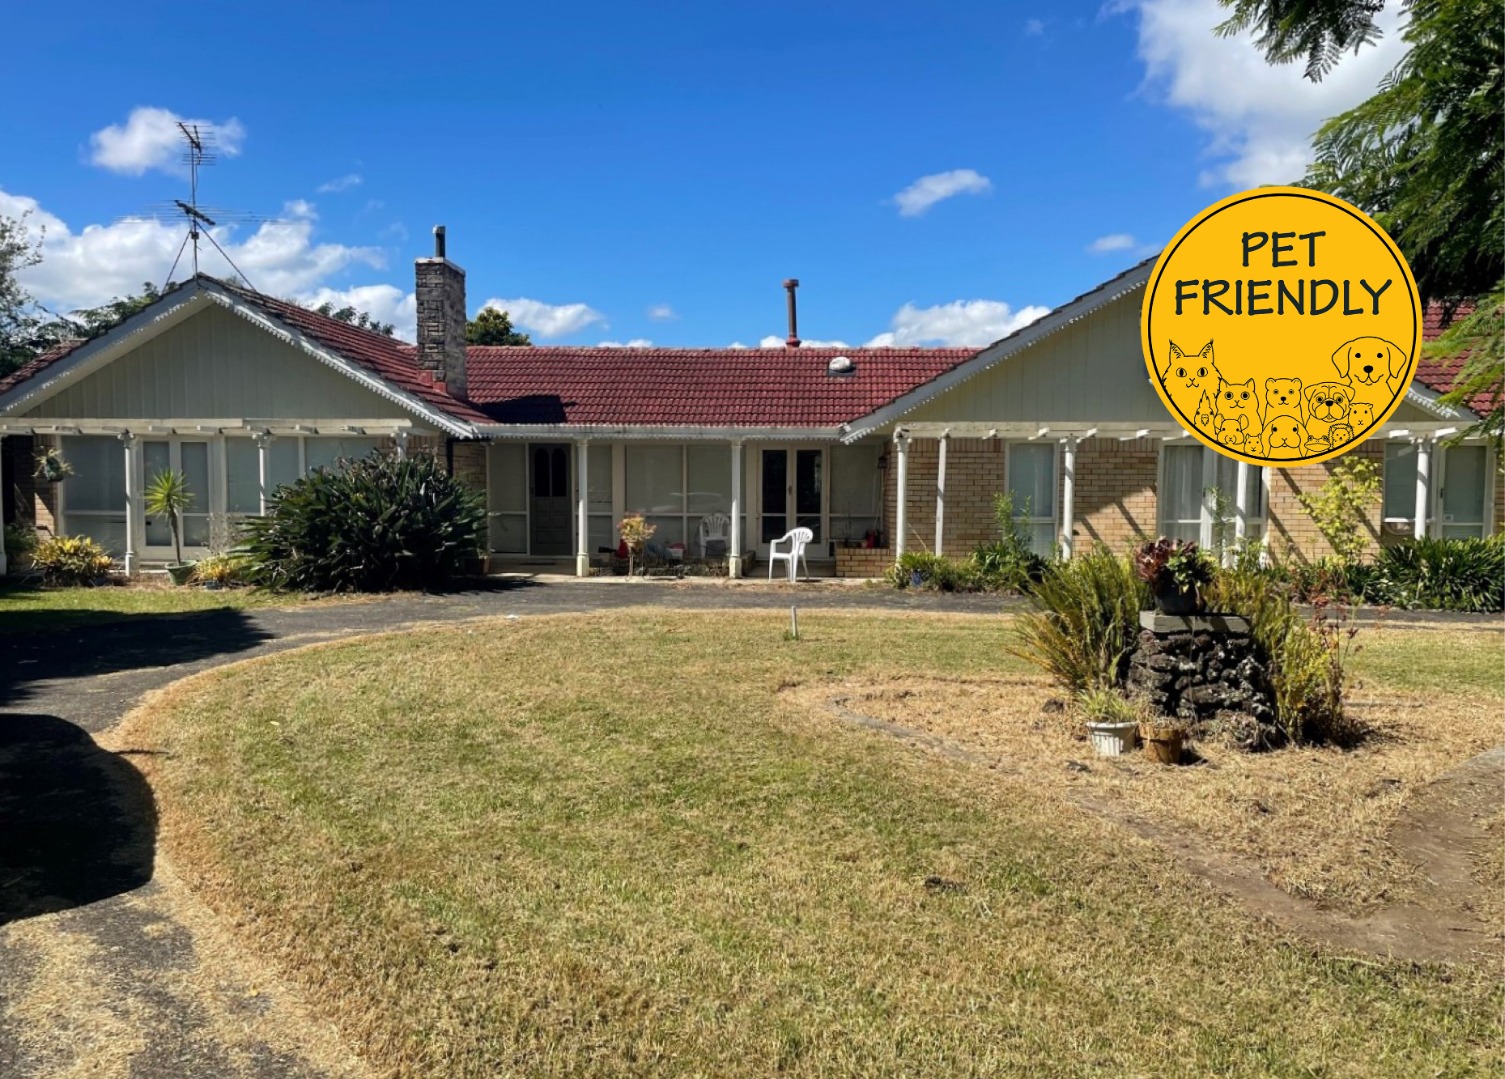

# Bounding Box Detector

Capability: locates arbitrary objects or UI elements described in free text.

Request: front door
[529,444,572,555]
[759,448,822,551]
[142,439,214,556]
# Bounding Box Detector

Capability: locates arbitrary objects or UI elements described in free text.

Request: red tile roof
[1415,300,1498,416]
[0,340,85,397]
[462,346,977,427]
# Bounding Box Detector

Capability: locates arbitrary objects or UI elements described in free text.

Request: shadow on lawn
[0,713,157,925]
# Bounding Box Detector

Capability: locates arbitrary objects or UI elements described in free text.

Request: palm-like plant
[145,469,194,566]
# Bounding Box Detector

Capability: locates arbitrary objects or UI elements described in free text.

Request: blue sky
[1,0,1405,347]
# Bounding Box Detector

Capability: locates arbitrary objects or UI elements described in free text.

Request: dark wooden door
[529,444,572,555]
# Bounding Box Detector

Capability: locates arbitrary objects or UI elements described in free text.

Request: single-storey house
[1,230,1497,578]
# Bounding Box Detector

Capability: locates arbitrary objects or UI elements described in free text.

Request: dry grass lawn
[127,610,1502,1079]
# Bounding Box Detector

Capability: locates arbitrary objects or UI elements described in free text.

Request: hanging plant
[34,448,75,483]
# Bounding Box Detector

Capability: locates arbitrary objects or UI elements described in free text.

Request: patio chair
[767,526,813,582]
[697,512,731,558]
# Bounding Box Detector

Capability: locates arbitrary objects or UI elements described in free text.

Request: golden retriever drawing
[1332,337,1408,411]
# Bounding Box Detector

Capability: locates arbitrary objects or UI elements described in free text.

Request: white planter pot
[1085,720,1139,758]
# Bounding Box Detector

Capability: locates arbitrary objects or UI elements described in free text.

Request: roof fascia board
[472,424,841,441]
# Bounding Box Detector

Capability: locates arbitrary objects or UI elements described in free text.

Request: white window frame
[1158,443,1267,548]
[1004,440,1060,559]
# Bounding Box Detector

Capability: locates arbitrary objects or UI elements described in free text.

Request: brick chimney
[415,225,468,398]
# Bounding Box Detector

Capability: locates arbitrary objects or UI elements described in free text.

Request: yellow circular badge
[1142,186,1419,466]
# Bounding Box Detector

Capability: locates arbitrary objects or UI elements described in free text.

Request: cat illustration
[1194,391,1216,431]
[1261,416,1308,460]
[1157,341,1214,422]
[1264,378,1304,424]
[1216,418,1245,449]
[1215,376,1260,433]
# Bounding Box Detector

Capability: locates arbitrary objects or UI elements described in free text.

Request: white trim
[841,259,1157,442]
[474,423,839,442]
[934,432,948,556]
[729,440,743,577]
[1060,436,1077,559]
[575,439,590,577]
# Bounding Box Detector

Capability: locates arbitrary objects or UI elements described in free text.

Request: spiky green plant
[1009,545,1149,694]
[144,468,194,566]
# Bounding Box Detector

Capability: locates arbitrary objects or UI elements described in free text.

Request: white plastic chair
[768,526,813,582]
[697,512,731,558]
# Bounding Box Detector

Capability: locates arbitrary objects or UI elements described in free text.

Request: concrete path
[0,579,1015,1078]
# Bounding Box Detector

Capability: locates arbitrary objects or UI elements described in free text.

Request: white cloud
[0,188,385,313]
[1024,18,1046,35]
[646,303,677,321]
[89,107,246,177]
[892,169,992,217]
[283,199,317,219]
[479,297,604,338]
[1120,0,1407,187]
[598,338,655,348]
[317,173,363,194]
[298,284,418,341]
[759,335,851,349]
[864,299,1050,347]
[1089,232,1136,253]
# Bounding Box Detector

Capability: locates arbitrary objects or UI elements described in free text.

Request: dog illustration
[1302,381,1354,440]
[1348,402,1376,432]
[1261,416,1308,459]
[1216,418,1245,449]
[1158,341,1215,421]
[1327,423,1355,446]
[1264,377,1304,424]
[1215,376,1260,434]
[1194,391,1216,431]
[1332,337,1407,411]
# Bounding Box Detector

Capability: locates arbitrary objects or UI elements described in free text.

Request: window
[225,438,300,514]
[1160,445,1204,542]
[1161,445,1266,548]
[830,442,883,545]
[1383,442,1418,523]
[1440,445,1488,538]
[585,443,613,553]
[1007,443,1057,558]
[60,436,127,556]
[626,445,686,546]
[305,437,381,473]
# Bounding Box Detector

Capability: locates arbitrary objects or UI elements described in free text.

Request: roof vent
[827,354,855,376]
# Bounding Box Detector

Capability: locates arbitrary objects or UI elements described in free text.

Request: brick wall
[1073,437,1159,553]
[835,547,893,578]
[1266,441,1385,562]
[31,434,57,538]
[450,441,487,494]
[887,438,1008,555]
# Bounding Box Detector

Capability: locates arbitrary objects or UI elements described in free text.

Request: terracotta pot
[1141,723,1186,765]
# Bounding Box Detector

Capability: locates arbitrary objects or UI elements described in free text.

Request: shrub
[971,491,1048,592]
[1370,535,1505,613]
[192,552,252,588]
[31,535,114,586]
[4,521,38,563]
[1009,546,1149,693]
[618,514,655,576]
[1294,457,1381,566]
[1075,687,1146,726]
[241,452,486,592]
[888,551,980,592]
[1207,569,1360,746]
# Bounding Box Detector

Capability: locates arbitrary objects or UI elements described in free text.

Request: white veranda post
[729,440,743,578]
[120,432,139,576]
[893,433,909,561]
[934,433,948,556]
[1060,436,1077,560]
[254,432,272,515]
[576,439,590,578]
[1234,459,1250,545]
[1414,436,1432,539]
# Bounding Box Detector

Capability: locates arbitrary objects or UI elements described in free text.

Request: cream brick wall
[1073,437,1159,553]
[1266,441,1385,562]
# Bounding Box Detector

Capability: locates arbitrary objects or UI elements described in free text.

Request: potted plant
[617,514,655,577]
[1140,716,1188,765]
[1075,687,1142,758]
[33,448,74,483]
[145,468,197,584]
[1134,537,1214,615]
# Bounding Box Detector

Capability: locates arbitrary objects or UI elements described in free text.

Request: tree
[1218,0,1503,447]
[0,212,44,377]
[466,306,532,346]
[313,301,395,336]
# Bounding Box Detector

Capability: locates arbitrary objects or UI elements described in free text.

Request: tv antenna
[155,121,258,293]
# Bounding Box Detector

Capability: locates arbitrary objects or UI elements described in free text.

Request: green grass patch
[1351,622,1504,698]
[136,610,1502,1078]
[0,580,314,635]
